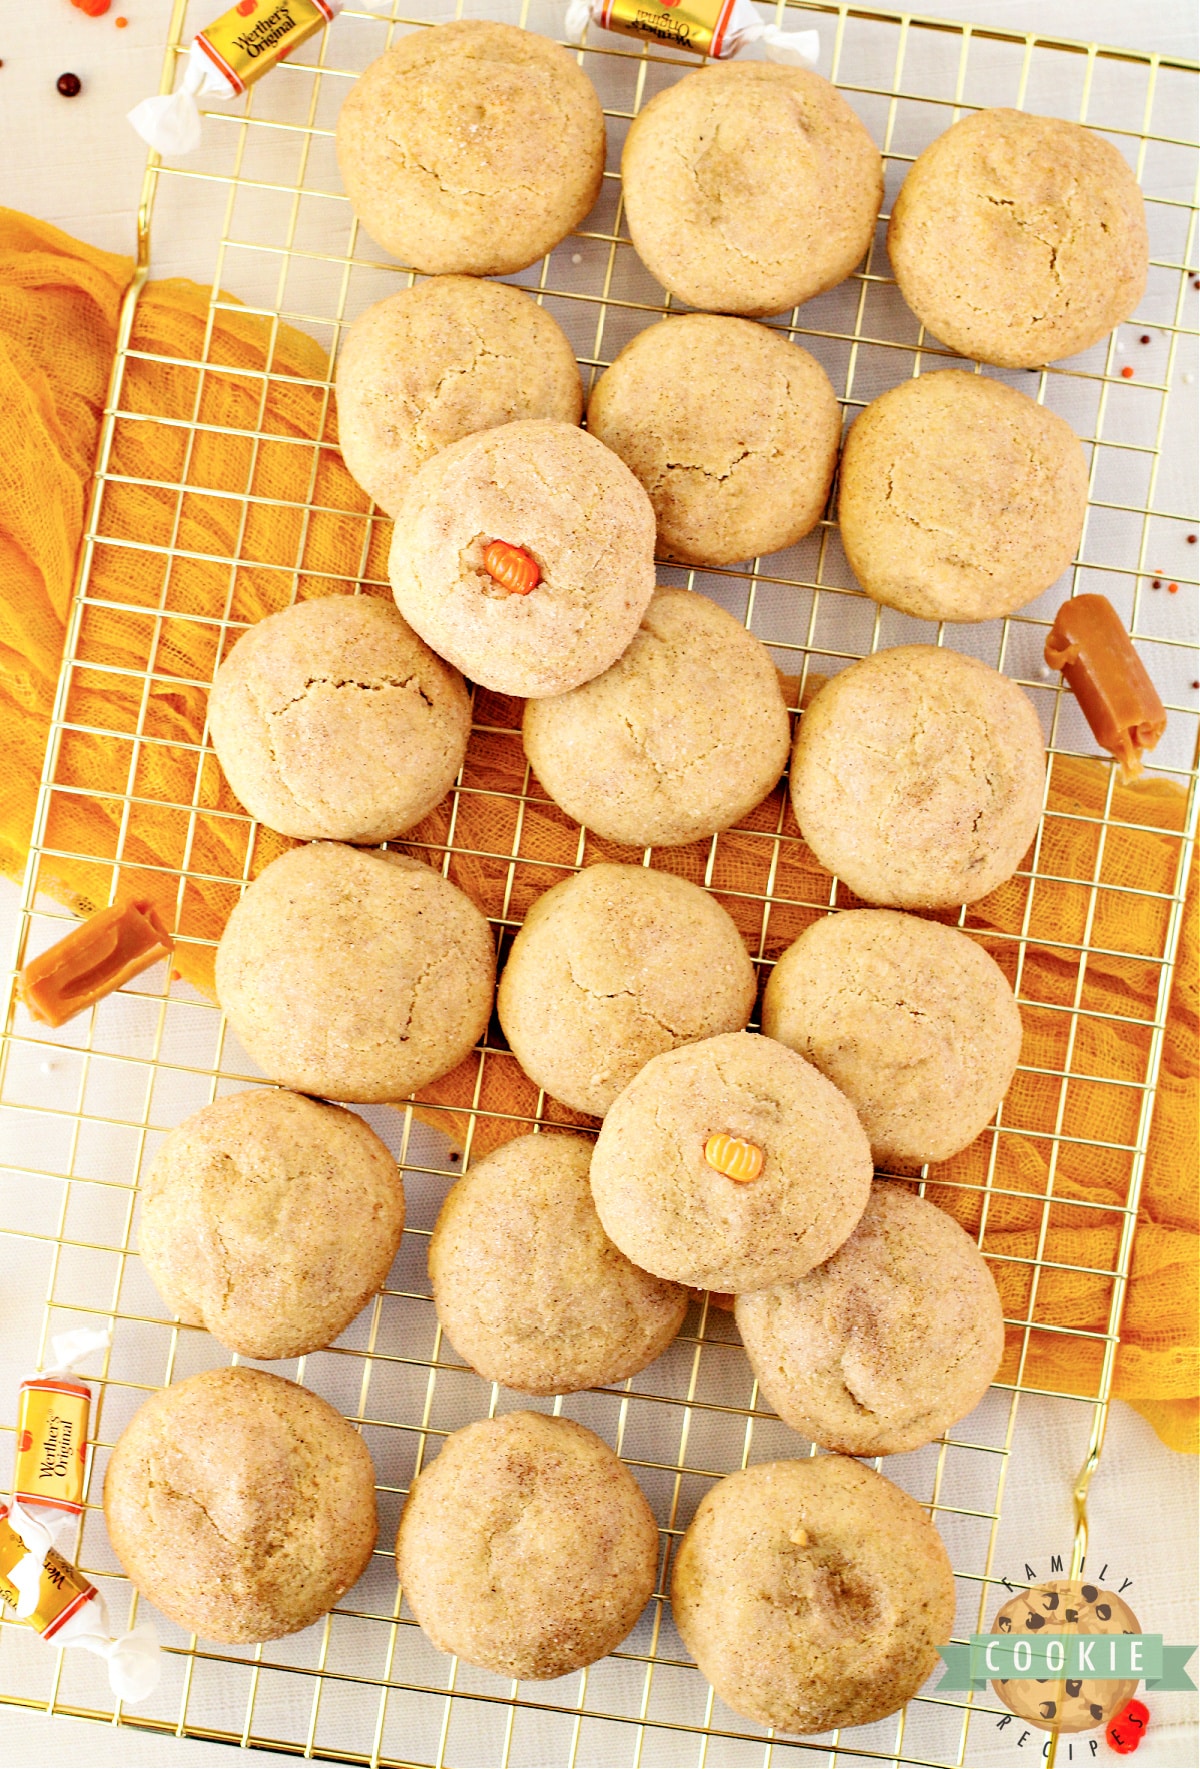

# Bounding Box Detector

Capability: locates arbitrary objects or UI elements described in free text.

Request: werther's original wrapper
[129,0,390,156]
[0,1505,160,1702]
[565,0,818,64]
[13,1378,90,1520]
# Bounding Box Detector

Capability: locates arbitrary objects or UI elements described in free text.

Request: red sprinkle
[1152,579,1163,589]
[1192,681,1199,690]
[1187,535,1197,544]
[56,73,82,96]
[1121,364,1135,377]
[1140,334,1151,344]
[71,0,111,13]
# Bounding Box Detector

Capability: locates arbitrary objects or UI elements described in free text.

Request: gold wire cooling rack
[1,1,1198,1764]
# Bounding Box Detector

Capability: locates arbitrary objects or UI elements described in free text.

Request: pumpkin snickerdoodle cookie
[139,1088,405,1360]
[621,62,882,318]
[522,588,791,850]
[838,370,1088,622]
[396,1412,658,1678]
[762,908,1023,1165]
[208,596,470,845]
[429,1131,688,1394]
[497,863,756,1117]
[888,108,1148,367]
[336,21,605,276]
[336,277,582,516]
[389,419,657,698]
[671,1454,955,1733]
[105,1367,377,1643]
[735,1183,1005,1456]
[789,646,1045,909]
[590,1031,872,1294]
[587,315,841,566]
[215,842,494,1103]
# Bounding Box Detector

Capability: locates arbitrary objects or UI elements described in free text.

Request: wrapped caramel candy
[129,0,390,156]
[1045,594,1167,780]
[566,0,818,63]
[19,899,172,1028]
[0,1505,159,1702]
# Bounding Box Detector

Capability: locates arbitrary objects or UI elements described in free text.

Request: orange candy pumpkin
[484,540,540,596]
[703,1133,764,1183]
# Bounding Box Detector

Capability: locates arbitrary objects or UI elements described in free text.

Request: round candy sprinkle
[1140,333,1151,343]
[56,73,83,97]
[1121,364,1134,378]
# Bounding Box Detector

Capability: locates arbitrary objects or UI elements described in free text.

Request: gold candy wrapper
[13,1378,91,1520]
[565,0,818,63]
[130,0,389,156]
[0,1507,98,1641]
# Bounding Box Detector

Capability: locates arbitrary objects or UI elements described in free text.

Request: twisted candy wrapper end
[41,1326,112,1381]
[565,0,818,66]
[69,1614,162,1705]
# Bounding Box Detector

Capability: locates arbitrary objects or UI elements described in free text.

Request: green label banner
[936,1636,1197,1691]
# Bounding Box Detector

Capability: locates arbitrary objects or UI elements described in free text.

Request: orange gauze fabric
[0,208,1195,1451]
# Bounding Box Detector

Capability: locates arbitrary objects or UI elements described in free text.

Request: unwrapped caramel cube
[19,900,173,1028]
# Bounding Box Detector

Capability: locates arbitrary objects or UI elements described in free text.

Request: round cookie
[429,1132,688,1394]
[396,1412,658,1678]
[587,316,841,566]
[671,1455,956,1734]
[590,1031,872,1293]
[215,842,494,1103]
[139,1089,405,1360]
[104,1367,377,1643]
[497,864,757,1117]
[762,909,1023,1165]
[622,63,882,318]
[335,277,583,517]
[522,588,791,849]
[207,596,470,844]
[789,646,1045,909]
[888,108,1148,368]
[838,371,1089,622]
[735,1184,1005,1455]
[388,420,656,698]
[336,21,605,277]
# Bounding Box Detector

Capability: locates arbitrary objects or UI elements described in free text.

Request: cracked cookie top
[670,1454,956,1734]
[388,419,657,698]
[139,1088,405,1361]
[522,587,791,848]
[888,107,1148,368]
[215,841,495,1102]
[587,314,841,567]
[335,277,583,517]
[590,1030,872,1293]
[789,645,1046,910]
[429,1130,688,1394]
[838,369,1088,622]
[763,908,1023,1166]
[335,20,606,277]
[395,1411,658,1679]
[104,1366,377,1643]
[621,62,883,318]
[208,595,471,845]
[497,862,756,1117]
[735,1183,1005,1457]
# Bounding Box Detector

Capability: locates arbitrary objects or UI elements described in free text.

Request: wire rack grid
[1,1,1197,1765]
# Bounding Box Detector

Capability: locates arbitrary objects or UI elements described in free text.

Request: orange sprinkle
[483,539,540,596]
[116,14,128,24]
[1168,582,1179,593]
[1120,365,1134,378]
[704,1132,764,1183]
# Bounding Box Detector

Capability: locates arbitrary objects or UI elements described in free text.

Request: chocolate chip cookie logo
[936,1569,1196,1750]
[990,1581,1141,1733]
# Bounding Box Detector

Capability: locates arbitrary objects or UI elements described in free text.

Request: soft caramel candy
[13,1379,91,1519]
[19,899,173,1028]
[1045,595,1167,780]
[484,540,541,596]
[703,1133,764,1183]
